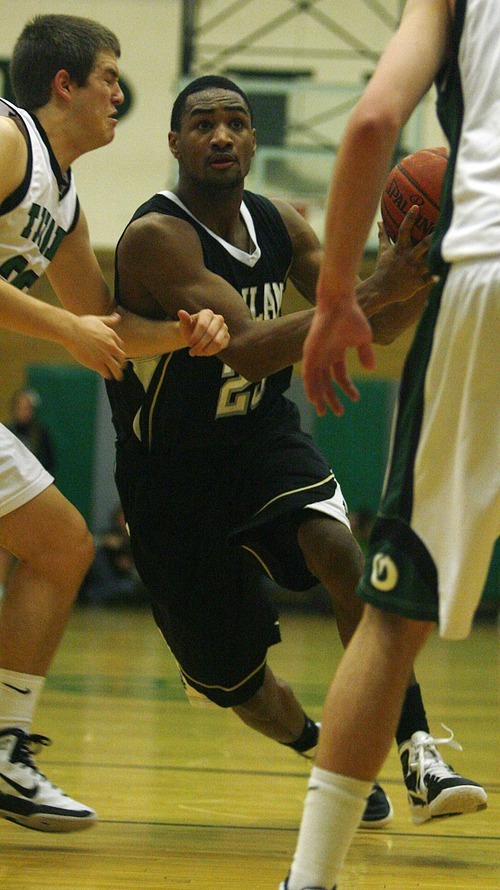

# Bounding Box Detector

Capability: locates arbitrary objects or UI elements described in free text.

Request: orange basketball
[381,147,448,244]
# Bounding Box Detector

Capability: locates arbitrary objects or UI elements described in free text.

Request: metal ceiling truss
[183,0,399,72]
[181,0,402,152]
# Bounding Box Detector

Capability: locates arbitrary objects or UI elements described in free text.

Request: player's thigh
[298,511,364,590]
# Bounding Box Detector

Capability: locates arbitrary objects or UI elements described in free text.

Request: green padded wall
[314,378,397,514]
[26,364,99,524]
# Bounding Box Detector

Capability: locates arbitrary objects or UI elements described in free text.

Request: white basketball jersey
[0,97,79,291]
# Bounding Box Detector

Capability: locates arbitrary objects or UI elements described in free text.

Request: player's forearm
[318,116,400,313]
[222,309,315,382]
[369,282,431,344]
[113,310,185,357]
[0,278,81,346]
[355,264,417,319]
[355,273,395,319]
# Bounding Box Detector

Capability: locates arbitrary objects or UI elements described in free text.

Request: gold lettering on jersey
[241,285,258,317]
[241,282,283,320]
[263,282,283,319]
[216,280,284,418]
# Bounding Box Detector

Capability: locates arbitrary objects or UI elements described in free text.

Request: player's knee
[46,509,94,583]
[72,520,95,577]
[364,604,433,653]
[232,680,279,729]
[298,516,364,595]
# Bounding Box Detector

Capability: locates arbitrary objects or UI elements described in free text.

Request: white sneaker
[0,727,97,832]
[399,727,487,824]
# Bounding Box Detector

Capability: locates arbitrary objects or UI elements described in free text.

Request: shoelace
[409,724,463,790]
[12,732,52,778]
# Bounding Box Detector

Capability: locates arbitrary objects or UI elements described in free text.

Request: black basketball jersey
[428,0,466,276]
[107,190,296,452]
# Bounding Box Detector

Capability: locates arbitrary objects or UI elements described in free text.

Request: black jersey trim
[428,0,466,275]
[0,101,33,216]
[31,113,73,201]
[67,196,80,234]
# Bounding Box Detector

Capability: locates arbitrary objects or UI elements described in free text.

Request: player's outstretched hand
[178,308,230,356]
[374,206,433,306]
[302,301,375,417]
[66,312,126,380]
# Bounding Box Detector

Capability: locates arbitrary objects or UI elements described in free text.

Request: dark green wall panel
[314,378,397,514]
[26,364,98,524]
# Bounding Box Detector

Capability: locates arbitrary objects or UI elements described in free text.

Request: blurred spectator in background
[79,505,147,606]
[0,388,56,598]
[7,388,56,475]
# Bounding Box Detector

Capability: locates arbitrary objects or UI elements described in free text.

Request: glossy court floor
[0,605,497,889]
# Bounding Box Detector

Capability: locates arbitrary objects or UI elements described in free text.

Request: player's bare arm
[46,209,115,315]
[118,213,314,382]
[271,198,323,303]
[276,196,432,310]
[302,0,452,418]
[49,209,227,358]
[277,197,431,342]
[0,276,124,380]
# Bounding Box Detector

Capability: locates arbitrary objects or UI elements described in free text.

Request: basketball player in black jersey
[106,75,482,831]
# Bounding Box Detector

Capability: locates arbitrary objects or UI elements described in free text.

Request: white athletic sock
[286,766,372,890]
[0,669,45,732]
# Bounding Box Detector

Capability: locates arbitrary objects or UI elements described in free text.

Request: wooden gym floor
[0,605,497,889]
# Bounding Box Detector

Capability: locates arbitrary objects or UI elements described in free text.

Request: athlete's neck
[35,107,78,175]
[172,181,247,247]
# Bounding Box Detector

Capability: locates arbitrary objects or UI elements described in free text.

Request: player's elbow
[351,102,401,149]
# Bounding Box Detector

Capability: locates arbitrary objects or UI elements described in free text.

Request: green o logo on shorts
[371,553,399,591]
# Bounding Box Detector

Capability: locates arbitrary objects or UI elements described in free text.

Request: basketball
[381,147,448,243]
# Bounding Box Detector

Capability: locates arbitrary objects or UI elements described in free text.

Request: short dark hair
[10,14,121,111]
[170,75,253,131]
